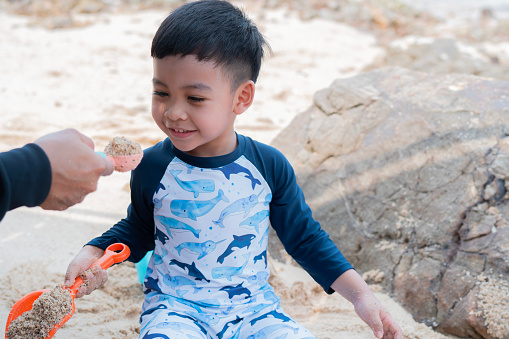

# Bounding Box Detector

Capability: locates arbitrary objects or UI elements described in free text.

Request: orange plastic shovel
[5,243,130,339]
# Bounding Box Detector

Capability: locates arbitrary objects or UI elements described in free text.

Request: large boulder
[270,67,509,338]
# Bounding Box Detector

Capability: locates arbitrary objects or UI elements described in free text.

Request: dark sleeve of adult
[0,144,52,221]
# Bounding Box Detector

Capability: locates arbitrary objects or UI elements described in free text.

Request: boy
[64,1,402,338]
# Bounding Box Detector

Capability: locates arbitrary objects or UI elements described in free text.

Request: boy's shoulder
[239,134,286,160]
[238,134,294,172]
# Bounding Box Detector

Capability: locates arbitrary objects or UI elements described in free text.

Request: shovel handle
[69,243,130,295]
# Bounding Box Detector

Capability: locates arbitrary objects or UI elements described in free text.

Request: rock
[270,67,509,338]
[370,36,509,81]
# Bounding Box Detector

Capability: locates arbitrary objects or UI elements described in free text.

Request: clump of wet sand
[6,286,72,339]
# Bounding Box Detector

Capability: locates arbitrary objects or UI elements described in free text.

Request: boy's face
[152,55,239,157]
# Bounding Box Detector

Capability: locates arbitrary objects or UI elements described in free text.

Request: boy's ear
[233,80,255,116]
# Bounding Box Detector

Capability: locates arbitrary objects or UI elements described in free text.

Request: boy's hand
[331,269,402,339]
[64,245,108,298]
[353,293,402,339]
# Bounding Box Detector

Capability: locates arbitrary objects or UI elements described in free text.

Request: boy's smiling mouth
[169,127,196,138]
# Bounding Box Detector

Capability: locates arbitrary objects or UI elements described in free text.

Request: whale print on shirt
[156,215,201,238]
[169,169,215,198]
[171,189,229,221]
[217,163,261,190]
[217,234,256,264]
[176,239,225,260]
[154,193,169,210]
[212,253,250,281]
[247,271,269,285]
[157,269,203,294]
[239,210,269,234]
[153,248,168,265]
[213,191,261,228]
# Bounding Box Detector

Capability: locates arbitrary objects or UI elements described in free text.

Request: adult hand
[35,129,114,210]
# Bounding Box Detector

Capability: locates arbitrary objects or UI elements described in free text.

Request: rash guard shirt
[88,134,353,295]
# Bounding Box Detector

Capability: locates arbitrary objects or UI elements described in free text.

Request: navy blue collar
[171,134,245,168]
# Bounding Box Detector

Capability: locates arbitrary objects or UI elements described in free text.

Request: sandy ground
[0,3,458,339]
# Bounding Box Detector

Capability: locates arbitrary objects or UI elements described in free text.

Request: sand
[0,1,462,338]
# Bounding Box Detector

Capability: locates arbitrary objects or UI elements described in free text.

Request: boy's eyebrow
[183,83,212,91]
[152,78,212,92]
[152,78,168,87]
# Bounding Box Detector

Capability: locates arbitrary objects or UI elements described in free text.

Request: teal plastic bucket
[135,250,153,284]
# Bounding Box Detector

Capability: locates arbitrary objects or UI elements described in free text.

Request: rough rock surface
[269,67,509,339]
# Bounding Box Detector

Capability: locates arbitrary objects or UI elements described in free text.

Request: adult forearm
[0,144,52,221]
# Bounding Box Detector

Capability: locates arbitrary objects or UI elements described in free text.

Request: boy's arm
[331,270,402,339]
[268,154,353,293]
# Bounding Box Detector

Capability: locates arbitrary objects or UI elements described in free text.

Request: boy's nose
[165,106,187,121]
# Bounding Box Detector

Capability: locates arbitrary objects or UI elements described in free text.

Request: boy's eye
[188,96,205,103]
[153,91,168,97]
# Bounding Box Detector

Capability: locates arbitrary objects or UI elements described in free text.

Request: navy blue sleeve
[243,136,354,294]
[0,144,52,221]
[87,139,172,263]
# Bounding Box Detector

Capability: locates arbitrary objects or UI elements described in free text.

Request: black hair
[151,0,270,90]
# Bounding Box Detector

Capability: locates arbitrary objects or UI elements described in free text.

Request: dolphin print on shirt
[219,282,251,299]
[153,193,169,210]
[249,310,292,326]
[156,183,166,194]
[217,315,242,339]
[217,163,261,190]
[169,259,210,282]
[253,249,267,268]
[169,169,215,198]
[171,189,229,221]
[157,269,203,294]
[246,324,299,339]
[155,228,171,244]
[239,210,269,234]
[144,276,160,294]
[217,234,256,264]
[156,215,201,238]
[211,253,250,281]
[213,190,262,228]
[176,239,225,260]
